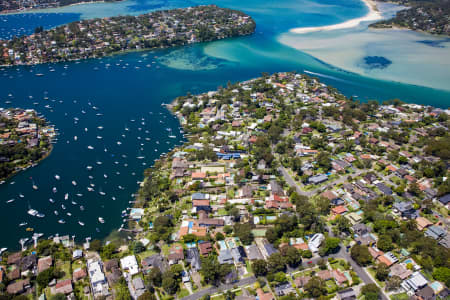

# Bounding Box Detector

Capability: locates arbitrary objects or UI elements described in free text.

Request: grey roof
[186,248,201,270]
[245,244,263,260]
[191,192,207,200]
[439,194,450,205]
[132,277,145,290]
[308,174,328,184]
[230,247,244,264]
[218,249,233,264]
[425,225,447,240]
[338,288,356,300]
[375,183,392,195]
[264,243,278,256]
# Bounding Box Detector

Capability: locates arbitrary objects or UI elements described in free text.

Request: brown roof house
[167,244,184,264]
[37,256,52,273]
[7,252,22,265]
[73,268,87,281]
[199,241,214,256]
[7,279,30,295]
[54,279,73,294]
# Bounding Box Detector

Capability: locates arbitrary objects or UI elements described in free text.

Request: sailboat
[30,177,38,190]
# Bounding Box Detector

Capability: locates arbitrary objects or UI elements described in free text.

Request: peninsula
[370,0,450,35]
[0,5,255,66]
[0,108,56,182]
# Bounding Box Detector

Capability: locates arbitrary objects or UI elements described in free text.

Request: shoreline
[290,0,383,34]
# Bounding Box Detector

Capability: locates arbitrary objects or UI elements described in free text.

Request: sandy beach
[290,0,382,34]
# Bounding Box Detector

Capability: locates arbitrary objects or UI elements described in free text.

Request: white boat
[32,184,38,190]
[27,209,38,216]
[96,136,102,139]
[58,219,65,224]
[49,198,55,203]
[78,221,85,226]
[55,174,60,180]
[103,174,108,178]
[71,201,77,205]
[99,191,106,196]
[87,187,94,192]
[86,166,93,170]
[61,204,66,210]
[6,199,15,203]
[72,181,77,186]
[98,217,105,224]
[136,156,145,159]
[112,197,116,201]
[117,141,122,145]
[87,145,94,150]
[74,136,78,141]
[67,212,72,216]
[54,211,58,215]
[52,187,57,193]
[19,222,27,227]
[168,135,176,139]
[19,193,24,198]
[64,193,69,200]
[96,161,102,165]
[76,193,83,197]
[80,206,85,211]
[97,126,103,130]
[36,213,45,218]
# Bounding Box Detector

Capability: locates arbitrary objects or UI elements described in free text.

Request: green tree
[265,227,278,243]
[281,246,302,267]
[138,291,156,300]
[267,253,285,273]
[350,244,372,266]
[233,222,254,245]
[319,237,340,256]
[386,276,402,291]
[200,255,232,286]
[375,263,389,281]
[132,241,146,254]
[252,259,268,277]
[304,276,327,298]
[147,267,162,287]
[433,267,450,286]
[49,294,66,300]
[360,284,380,300]
[162,274,179,294]
[90,239,102,252]
[377,235,394,252]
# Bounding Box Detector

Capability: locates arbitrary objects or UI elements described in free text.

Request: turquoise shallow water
[0,0,449,250]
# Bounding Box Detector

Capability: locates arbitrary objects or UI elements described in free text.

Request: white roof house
[87,259,109,297]
[121,255,139,275]
[308,233,324,253]
[402,272,428,292]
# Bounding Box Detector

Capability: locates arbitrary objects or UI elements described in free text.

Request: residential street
[181,276,257,300]
[279,165,388,300]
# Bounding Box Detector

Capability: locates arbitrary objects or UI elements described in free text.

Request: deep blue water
[1,0,450,250]
[0,13,81,39]
[362,56,392,70]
